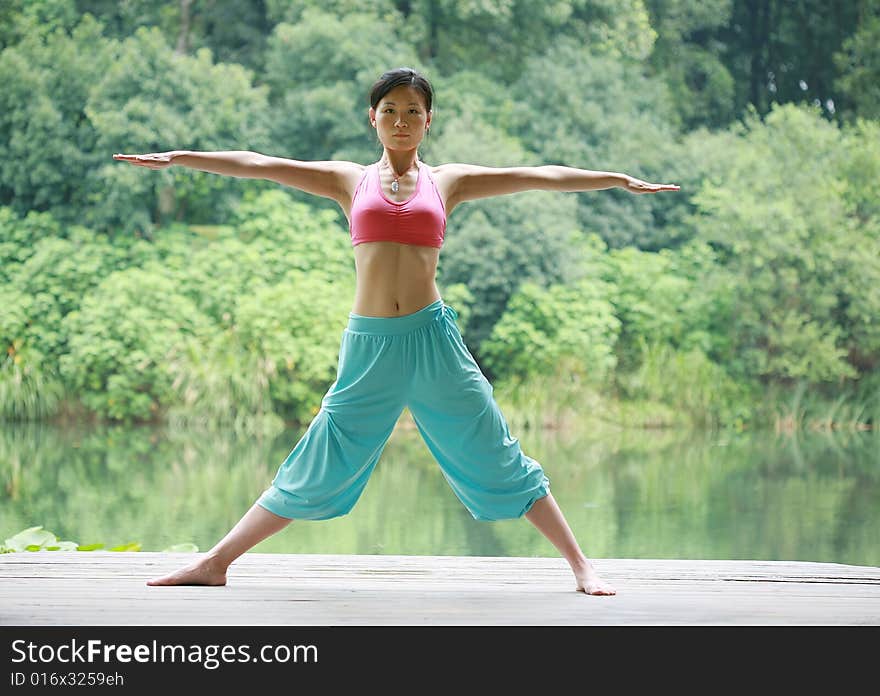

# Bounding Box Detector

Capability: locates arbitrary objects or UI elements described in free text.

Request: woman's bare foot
[146,554,228,586]
[573,560,617,596]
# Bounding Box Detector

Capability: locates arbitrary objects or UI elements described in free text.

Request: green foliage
[164,190,355,425]
[621,340,750,429]
[2,525,79,552]
[687,104,880,385]
[481,279,621,385]
[644,0,736,129]
[0,357,65,421]
[235,272,351,423]
[0,14,113,222]
[604,241,718,371]
[0,525,196,553]
[2,0,873,233]
[158,190,353,325]
[164,324,283,436]
[440,197,586,351]
[0,525,126,552]
[429,70,525,156]
[835,7,880,120]
[0,209,162,420]
[510,37,681,249]
[436,282,474,336]
[0,219,126,420]
[0,13,272,233]
[263,7,415,167]
[425,78,587,349]
[839,118,880,226]
[0,0,79,49]
[7,228,129,362]
[724,0,860,121]
[413,0,656,81]
[230,189,354,283]
[87,25,272,233]
[0,208,63,277]
[853,368,880,428]
[1,3,878,433]
[76,1,272,72]
[58,269,212,422]
[0,188,363,427]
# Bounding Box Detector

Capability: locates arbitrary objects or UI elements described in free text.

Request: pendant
[391,179,399,193]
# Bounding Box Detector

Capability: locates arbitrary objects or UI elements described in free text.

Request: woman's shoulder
[425,162,453,174]
[422,161,462,177]
[334,160,369,175]
[333,161,370,195]
[424,162,466,191]
[425,162,489,179]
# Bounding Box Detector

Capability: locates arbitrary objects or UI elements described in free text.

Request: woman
[114,67,679,596]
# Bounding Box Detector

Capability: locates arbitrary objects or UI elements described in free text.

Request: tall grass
[0,359,64,421]
[620,341,749,430]
[491,357,621,437]
[763,380,877,434]
[3,334,874,436]
[491,341,879,434]
[163,333,285,437]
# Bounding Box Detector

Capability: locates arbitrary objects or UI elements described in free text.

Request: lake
[1,414,877,567]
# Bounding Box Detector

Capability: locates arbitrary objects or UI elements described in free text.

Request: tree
[644,0,737,129]
[834,0,880,121]
[604,242,718,372]
[0,0,79,49]
[87,25,272,233]
[76,0,273,71]
[724,0,861,120]
[509,36,681,249]
[0,15,272,234]
[161,189,357,424]
[399,0,656,81]
[480,278,620,385]
[0,14,114,224]
[263,6,416,171]
[686,104,880,385]
[420,73,588,352]
[58,269,212,421]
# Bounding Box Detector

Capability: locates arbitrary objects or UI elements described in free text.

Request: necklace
[382,158,418,193]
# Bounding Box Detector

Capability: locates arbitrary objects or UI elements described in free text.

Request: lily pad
[162,543,199,553]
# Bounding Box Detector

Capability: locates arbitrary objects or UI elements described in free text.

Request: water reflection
[1,418,877,567]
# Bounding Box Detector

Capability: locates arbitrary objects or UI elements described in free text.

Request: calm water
[1,417,878,567]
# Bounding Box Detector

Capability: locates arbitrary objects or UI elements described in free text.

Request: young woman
[114,67,679,596]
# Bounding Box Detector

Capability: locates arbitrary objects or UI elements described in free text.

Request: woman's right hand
[112,151,179,170]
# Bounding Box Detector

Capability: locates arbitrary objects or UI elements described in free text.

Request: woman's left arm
[444,163,679,206]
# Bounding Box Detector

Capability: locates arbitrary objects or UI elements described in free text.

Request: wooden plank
[1,553,878,626]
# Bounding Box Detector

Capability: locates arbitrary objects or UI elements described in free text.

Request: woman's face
[370,85,431,152]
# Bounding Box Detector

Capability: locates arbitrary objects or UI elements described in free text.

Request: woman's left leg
[407,303,615,595]
[146,503,292,586]
[524,493,616,595]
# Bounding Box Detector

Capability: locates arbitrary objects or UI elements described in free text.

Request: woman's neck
[380,150,420,177]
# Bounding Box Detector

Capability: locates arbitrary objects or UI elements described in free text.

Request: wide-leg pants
[256,298,550,521]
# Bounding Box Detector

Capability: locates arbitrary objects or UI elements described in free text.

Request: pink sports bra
[349,161,446,248]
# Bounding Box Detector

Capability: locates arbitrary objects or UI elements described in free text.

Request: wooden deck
[1,552,878,625]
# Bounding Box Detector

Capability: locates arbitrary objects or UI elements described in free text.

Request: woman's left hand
[622,176,680,194]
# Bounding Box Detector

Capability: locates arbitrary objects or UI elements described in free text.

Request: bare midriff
[351,241,442,317]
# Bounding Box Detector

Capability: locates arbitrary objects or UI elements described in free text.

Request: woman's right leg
[146,503,292,586]
[147,321,407,587]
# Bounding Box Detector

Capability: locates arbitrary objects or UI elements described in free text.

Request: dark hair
[369,67,433,113]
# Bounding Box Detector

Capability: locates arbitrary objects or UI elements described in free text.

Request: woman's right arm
[113,150,258,177]
[113,150,359,202]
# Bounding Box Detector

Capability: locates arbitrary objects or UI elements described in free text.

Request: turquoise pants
[256,299,550,521]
